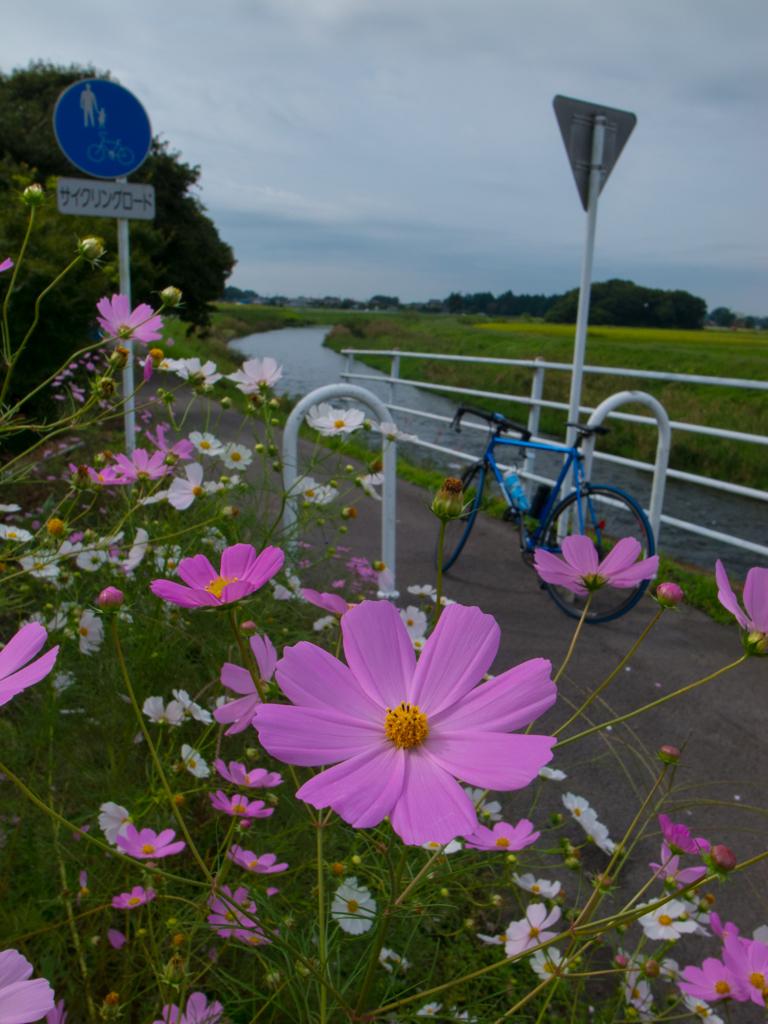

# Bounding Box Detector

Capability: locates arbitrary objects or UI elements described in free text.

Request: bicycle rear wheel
[539,485,655,623]
[434,462,486,572]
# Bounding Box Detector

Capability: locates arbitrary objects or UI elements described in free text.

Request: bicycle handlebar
[451,403,532,441]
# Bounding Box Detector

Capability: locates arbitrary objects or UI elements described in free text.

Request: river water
[231,326,767,579]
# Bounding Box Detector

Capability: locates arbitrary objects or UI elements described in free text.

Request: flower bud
[163,452,179,466]
[341,506,357,520]
[221,506,239,519]
[163,954,186,983]
[265,972,281,990]
[439,887,449,897]
[345,464,355,473]
[656,581,683,608]
[172,933,185,947]
[254,443,264,453]
[272,461,282,472]
[363,418,373,431]
[269,398,279,408]
[46,517,65,536]
[432,477,465,520]
[658,745,681,764]
[351,855,362,865]
[220,396,232,409]
[160,286,183,307]
[644,959,660,978]
[369,459,383,473]
[21,183,44,206]
[338,525,347,534]
[331,862,345,876]
[173,794,185,805]
[78,236,105,260]
[108,345,130,369]
[95,376,116,399]
[246,747,259,760]
[72,465,91,489]
[506,853,517,864]
[372,561,386,572]
[565,856,580,870]
[98,587,124,609]
[744,630,768,657]
[149,347,165,367]
[490,894,503,908]
[240,620,258,636]
[710,845,737,872]
[614,955,628,968]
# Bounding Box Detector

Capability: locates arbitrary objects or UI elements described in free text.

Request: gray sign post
[553,95,636,455]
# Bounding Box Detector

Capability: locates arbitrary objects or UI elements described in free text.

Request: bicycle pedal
[502,507,518,523]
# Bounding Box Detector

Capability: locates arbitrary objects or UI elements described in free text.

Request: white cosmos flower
[431,594,457,607]
[539,766,567,781]
[504,904,562,956]
[0,524,33,543]
[583,817,615,854]
[754,924,768,946]
[407,584,436,596]
[561,793,598,827]
[76,548,108,572]
[98,801,131,845]
[512,874,562,898]
[478,932,506,946]
[222,443,253,471]
[412,636,427,652]
[416,1005,442,1017]
[181,744,210,778]
[19,554,60,580]
[623,978,654,1017]
[271,574,303,601]
[463,786,502,821]
[637,899,699,941]
[421,839,462,854]
[201,525,227,552]
[306,402,365,436]
[683,996,724,1023]
[0,503,21,512]
[154,545,183,574]
[378,947,410,972]
[529,947,568,980]
[227,356,282,394]
[78,610,103,655]
[172,688,213,724]
[142,696,185,727]
[331,877,377,935]
[189,431,224,456]
[372,420,417,442]
[292,476,335,505]
[170,357,221,386]
[122,528,149,573]
[168,463,206,511]
[399,606,427,640]
[52,671,76,695]
[313,615,338,631]
[357,473,384,501]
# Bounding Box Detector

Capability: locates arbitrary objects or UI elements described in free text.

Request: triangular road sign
[553,95,637,210]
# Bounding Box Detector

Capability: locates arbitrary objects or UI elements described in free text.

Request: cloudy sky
[3,1,766,310]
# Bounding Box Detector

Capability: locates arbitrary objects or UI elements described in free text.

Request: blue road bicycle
[437,403,655,623]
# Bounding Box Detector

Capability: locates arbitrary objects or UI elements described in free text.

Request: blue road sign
[53,79,152,179]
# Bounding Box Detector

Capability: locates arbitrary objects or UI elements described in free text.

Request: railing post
[523,356,545,497]
[389,348,400,409]
[345,350,354,378]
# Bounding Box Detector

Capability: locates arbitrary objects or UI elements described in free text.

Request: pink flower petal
[533,549,588,593]
[388,747,478,846]
[744,565,768,632]
[341,601,415,708]
[426,731,555,790]
[0,950,33,987]
[253,705,382,765]
[214,694,261,734]
[296,744,405,827]
[177,553,218,590]
[149,580,218,607]
[605,555,658,589]
[276,642,382,721]
[221,663,257,695]
[432,658,555,732]
[596,536,641,576]
[302,588,348,616]
[220,580,258,603]
[715,560,748,628]
[250,633,277,680]
[0,646,59,707]
[561,535,599,575]
[410,604,499,715]
[107,929,126,949]
[0,622,47,679]
[0,978,55,1022]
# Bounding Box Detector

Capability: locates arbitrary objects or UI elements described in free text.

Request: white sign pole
[116,175,136,453]
[564,115,606,453]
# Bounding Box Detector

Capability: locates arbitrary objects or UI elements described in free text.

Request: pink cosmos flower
[649,842,708,888]
[658,814,709,856]
[214,633,277,734]
[710,912,740,942]
[463,819,540,852]
[534,535,659,595]
[143,354,153,383]
[113,448,168,484]
[716,560,768,637]
[254,601,557,846]
[46,998,67,1024]
[207,885,270,946]
[76,463,123,486]
[154,993,224,1024]
[151,543,284,608]
[228,845,288,874]
[146,424,194,461]
[0,258,13,274]
[504,904,562,956]
[302,588,349,616]
[96,294,163,345]
[116,825,186,859]
[209,792,274,819]
[227,357,283,394]
[0,949,55,1023]
[107,929,126,950]
[722,934,768,1006]
[168,464,205,511]
[112,886,155,909]
[679,955,746,1003]
[213,760,282,788]
[0,622,59,708]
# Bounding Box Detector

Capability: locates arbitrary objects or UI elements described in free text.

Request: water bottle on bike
[502,469,530,512]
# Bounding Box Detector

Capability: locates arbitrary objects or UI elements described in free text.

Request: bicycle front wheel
[539,485,655,623]
[434,462,486,572]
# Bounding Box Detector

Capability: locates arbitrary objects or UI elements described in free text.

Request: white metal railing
[340,347,768,559]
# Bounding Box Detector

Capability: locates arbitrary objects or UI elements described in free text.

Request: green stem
[553,607,664,737]
[435,520,446,624]
[228,610,267,702]
[109,618,213,881]
[553,593,592,685]
[354,846,409,1017]
[317,823,327,1024]
[1,206,35,364]
[554,655,747,748]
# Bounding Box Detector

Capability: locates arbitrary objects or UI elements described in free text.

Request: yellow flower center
[495,837,510,848]
[346,899,359,914]
[188,760,196,769]
[225,911,236,921]
[249,861,258,869]
[128,897,141,906]
[306,489,315,498]
[80,626,89,636]
[201,441,211,449]
[247,935,263,944]
[385,702,429,749]
[80,887,89,895]
[233,803,246,814]
[544,962,555,974]
[750,972,766,989]
[334,419,345,428]
[631,988,640,999]
[532,885,540,892]
[205,575,238,598]
[715,981,730,994]
[574,808,581,816]
[192,486,203,497]
[582,572,607,589]
[407,618,414,626]
[658,914,673,926]
[137,471,149,480]
[142,844,155,855]
[7,532,18,539]
[231,452,242,462]
[529,926,539,938]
